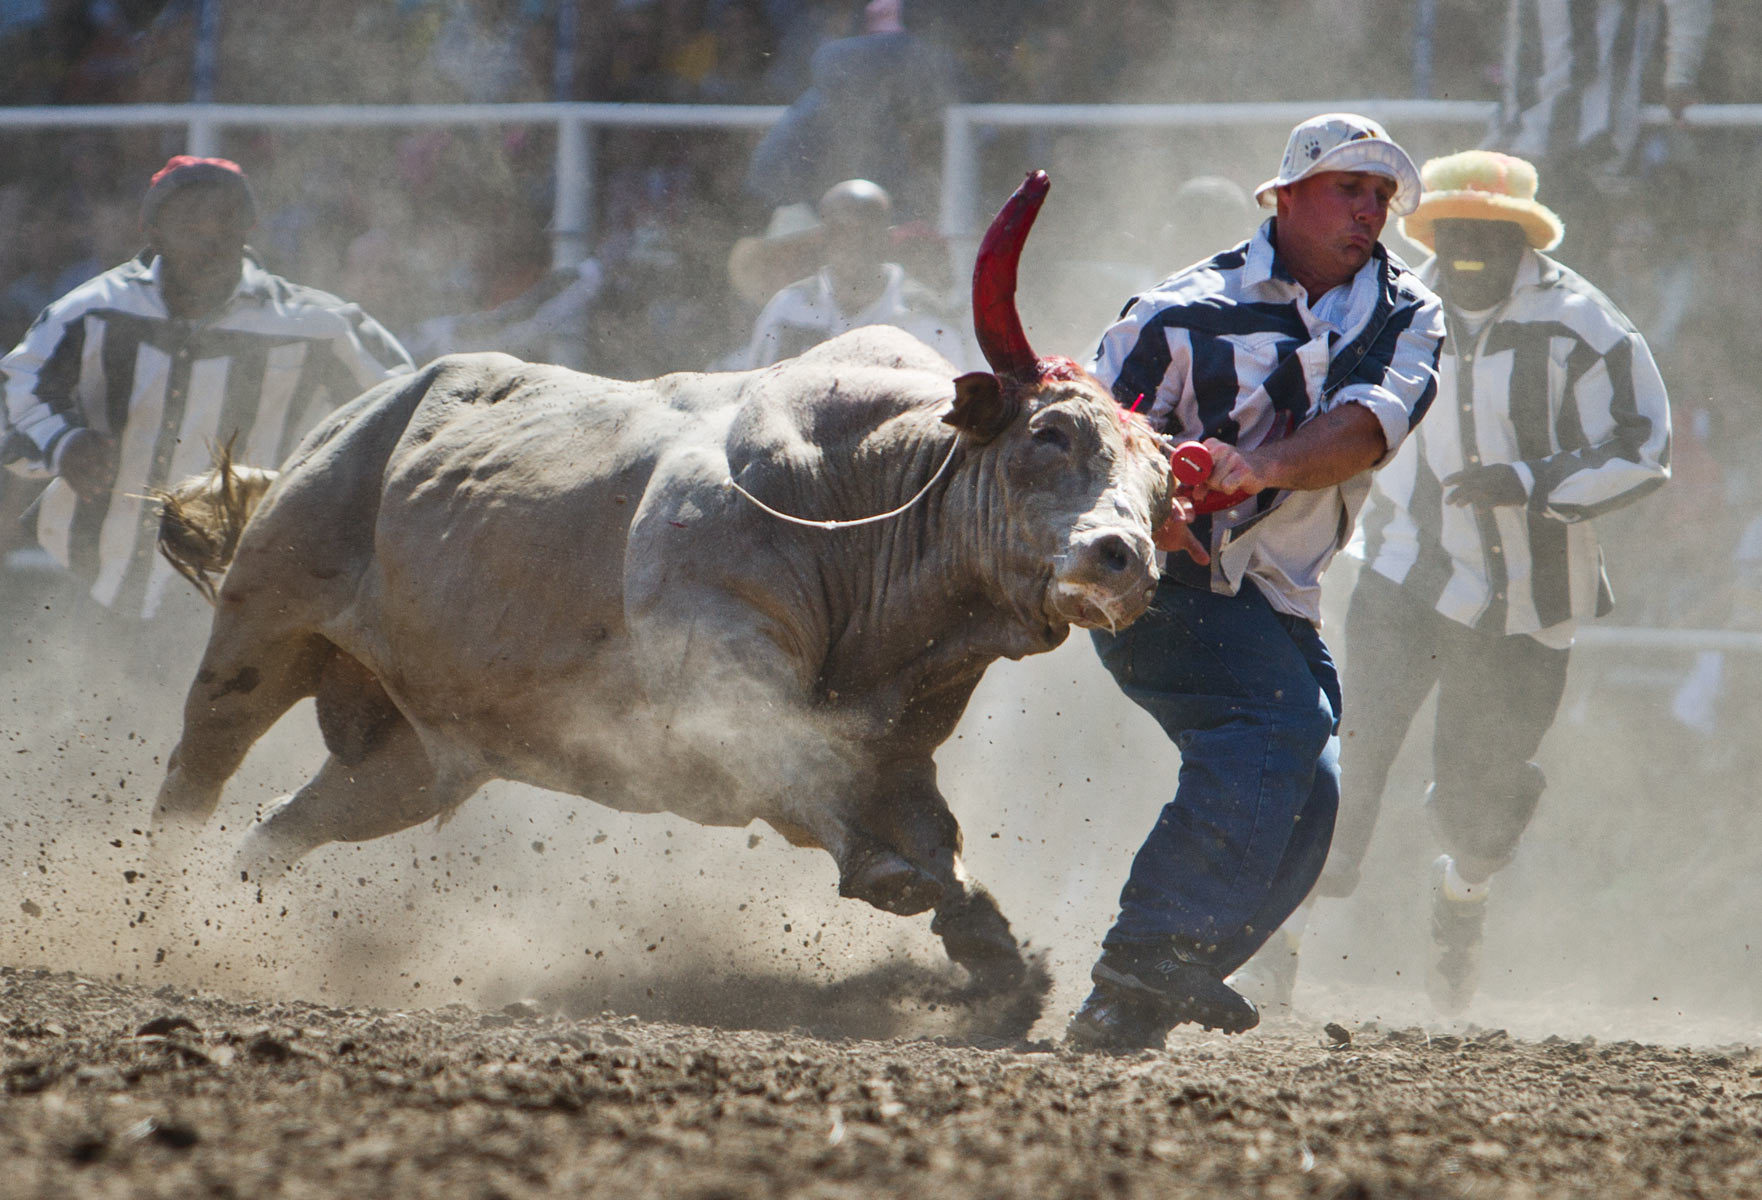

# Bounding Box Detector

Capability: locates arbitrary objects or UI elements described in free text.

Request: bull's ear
[944,372,1020,442]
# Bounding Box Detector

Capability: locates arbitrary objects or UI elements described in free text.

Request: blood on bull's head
[942,171,1172,641]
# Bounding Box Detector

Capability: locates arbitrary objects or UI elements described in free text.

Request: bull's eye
[1031,424,1071,452]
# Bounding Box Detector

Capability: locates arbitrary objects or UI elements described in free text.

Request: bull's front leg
[859,757,1029,991]
[624,576,938,909]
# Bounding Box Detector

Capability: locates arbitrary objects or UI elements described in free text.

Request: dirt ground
[3,965,1760,1200]
[5,574,1762,1198]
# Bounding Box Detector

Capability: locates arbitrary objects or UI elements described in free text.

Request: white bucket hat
[1253,112,1422,216]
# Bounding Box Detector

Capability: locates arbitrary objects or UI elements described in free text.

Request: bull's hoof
[838,845,946,916]
[231,797,308,883]
[932,885,1027,992]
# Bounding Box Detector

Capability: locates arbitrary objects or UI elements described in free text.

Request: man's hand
[1204,404,1385,496]
[1152,492,1210,564]
[1192,438,1270,510]
[1442,463,1525,508]
[57,428,117,501]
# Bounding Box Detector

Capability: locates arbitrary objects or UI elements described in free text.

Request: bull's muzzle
[1050,527,1158,632]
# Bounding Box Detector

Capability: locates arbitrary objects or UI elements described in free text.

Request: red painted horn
[972,169,1049,384]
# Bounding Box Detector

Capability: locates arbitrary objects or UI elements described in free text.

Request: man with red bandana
[1,156,411,645]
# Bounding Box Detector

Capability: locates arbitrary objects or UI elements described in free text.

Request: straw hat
[1399,150,1564,252]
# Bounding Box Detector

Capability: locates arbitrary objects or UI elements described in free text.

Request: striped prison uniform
[1,252,413,619]
[1090,218,1444,624]
[1494,0,1712,172]
[1354,249,1670,644]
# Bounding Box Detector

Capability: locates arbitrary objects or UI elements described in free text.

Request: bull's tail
[154,437,279,604]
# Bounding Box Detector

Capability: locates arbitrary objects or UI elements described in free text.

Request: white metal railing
[937,98,1496,250]
[0,101,784,268]
[1,96,1759,659]
[938,99,1762,257]
[1576,627,1762,655]
[2,99,1757,266]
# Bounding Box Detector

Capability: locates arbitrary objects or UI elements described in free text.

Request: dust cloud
[944,558,1762,1048]
[0,569,1029,1042]
[3,531,1757,1048]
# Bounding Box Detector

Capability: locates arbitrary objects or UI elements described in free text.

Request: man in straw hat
[1233,149,1670,1017]
[1065,114,1446,1051]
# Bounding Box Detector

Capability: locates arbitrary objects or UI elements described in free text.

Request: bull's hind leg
[234,715,483,881]
[150,630,331,880]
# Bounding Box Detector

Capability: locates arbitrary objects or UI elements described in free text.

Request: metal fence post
[1413,0,1437,99]
[553,0,579,101]
[193,0,221,103]
[186,106,221,157]
[940,105,978,289]
[552,112,594,269]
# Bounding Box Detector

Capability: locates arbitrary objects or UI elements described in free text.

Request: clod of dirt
[150,1122,200,1150]
[245,1031,307,1062]
[135,1015,200,1038]
[121,1118,199,1150]
[63,1133,107,1164]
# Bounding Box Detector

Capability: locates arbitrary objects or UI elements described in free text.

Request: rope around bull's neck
[724,437,962,531]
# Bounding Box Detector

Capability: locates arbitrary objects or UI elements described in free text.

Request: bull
[148,173,1173,1006]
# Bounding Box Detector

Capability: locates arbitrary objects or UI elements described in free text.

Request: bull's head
[943,171,1172,641]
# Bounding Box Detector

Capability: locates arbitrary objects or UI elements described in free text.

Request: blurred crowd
[1,1,1760,725]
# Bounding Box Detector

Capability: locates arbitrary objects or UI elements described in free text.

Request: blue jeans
[1092,578,1342,976]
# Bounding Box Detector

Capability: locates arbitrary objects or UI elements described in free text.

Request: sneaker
[1227,930,1300,1017]
[1064,946,1258,1051]
[1426,855,1487,1015]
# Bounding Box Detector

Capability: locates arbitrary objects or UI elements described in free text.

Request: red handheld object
[1169,441,1253,514]
[1169,441,1211,488]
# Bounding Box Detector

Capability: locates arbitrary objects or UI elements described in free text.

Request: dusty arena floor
[6,599,1762,1198]
[3,966,1760,1199]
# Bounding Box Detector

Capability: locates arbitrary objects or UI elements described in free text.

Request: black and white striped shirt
[2,252,412,618]
[1495,0,1712,171]
[1090,219,1444,622]
[1355,250,1670,643]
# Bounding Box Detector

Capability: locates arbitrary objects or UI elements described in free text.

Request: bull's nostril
[1098,534,1132,574]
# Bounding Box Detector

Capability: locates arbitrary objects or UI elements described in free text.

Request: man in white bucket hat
[1232,149,1670,1020]
[1065,114,1444,1052]
[1253,112,1422,215]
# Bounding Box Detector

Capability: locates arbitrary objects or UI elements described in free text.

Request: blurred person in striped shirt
[0,156,411,654]
[736,178,974,371]
[1235,150,1670,1018]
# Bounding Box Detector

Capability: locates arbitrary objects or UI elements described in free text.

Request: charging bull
[148,173,1173,1002]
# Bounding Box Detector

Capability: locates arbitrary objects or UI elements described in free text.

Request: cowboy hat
[1399,150,1564,252]
[727,191,952,306]
[727,202,824,306]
